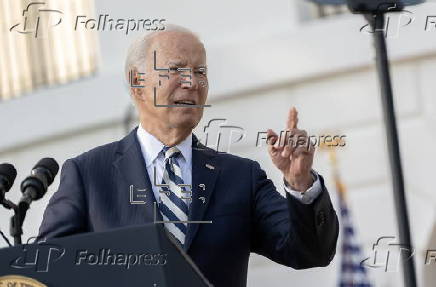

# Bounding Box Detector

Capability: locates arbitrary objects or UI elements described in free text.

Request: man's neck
[139,121,192,147]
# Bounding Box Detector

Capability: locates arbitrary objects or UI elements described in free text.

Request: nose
[180,71,199,90]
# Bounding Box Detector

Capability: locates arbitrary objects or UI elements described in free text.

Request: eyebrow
[167,61,207,68]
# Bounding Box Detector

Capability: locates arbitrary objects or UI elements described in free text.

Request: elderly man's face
[138,31,208,132]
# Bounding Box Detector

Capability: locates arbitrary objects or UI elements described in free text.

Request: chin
[171,110,202,128]
[170,116,200,130]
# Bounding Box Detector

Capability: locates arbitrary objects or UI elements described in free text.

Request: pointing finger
[288,107,298,130]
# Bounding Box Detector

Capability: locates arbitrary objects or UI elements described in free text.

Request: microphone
[0,163,17,204]
[18,158,59,211]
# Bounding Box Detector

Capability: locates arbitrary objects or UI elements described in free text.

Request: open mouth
[173,100,196,106]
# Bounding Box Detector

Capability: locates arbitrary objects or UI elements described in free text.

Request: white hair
[124,24,201,83]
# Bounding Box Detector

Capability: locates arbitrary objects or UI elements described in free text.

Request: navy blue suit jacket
[38,127,339,287]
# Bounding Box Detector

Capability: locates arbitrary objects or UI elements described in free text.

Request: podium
[0,224,212,287]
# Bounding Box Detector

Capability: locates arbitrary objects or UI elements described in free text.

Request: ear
[129,67,146,102]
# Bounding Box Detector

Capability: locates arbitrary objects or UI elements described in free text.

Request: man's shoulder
[69,138,124,169]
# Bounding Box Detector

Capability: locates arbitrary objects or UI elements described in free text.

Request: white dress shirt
[136,124,323,206]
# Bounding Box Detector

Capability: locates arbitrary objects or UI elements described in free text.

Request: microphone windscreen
[34,158,59,186]
[0,163,17,191]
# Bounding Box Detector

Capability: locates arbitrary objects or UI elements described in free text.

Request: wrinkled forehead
[148,31,206,66]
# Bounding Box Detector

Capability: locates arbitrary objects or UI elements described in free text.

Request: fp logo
[361,236,414,272]
[10,241,65,272]
[9,2,63,38]
[360,9,414,39]
[203,119,245,153]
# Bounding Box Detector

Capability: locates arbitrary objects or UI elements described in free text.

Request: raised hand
[267,107,315,192]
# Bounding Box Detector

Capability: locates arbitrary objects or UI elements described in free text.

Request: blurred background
[1,0,436,286]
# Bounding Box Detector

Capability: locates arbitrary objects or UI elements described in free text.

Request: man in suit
[38,25,339,286]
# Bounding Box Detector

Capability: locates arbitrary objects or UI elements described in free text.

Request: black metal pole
[369,13,417,287]
[10,213,22,245]
[1,199,22,245]
[9,206,22,245]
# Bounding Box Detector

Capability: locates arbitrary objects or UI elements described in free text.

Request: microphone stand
[365,12,417,287]
[1,199,23,245]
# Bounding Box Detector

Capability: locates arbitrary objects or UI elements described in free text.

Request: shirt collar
[136,124,192,167]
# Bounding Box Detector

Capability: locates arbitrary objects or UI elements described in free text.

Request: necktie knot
[161,146,181,160]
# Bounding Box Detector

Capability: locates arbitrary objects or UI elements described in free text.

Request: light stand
[366,11,417,287]
[305,1,425,286]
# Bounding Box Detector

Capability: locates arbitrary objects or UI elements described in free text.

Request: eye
[169,66,178,73]
[195,67,207,76]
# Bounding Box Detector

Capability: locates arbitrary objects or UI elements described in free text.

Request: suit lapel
[112,127,159,224]
[112,129,219,251]
[184,135,220,252]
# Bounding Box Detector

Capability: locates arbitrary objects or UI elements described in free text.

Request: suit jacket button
[317,211,326,226]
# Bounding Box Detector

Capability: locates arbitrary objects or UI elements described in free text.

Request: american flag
[319,137,372,286]
[336,179,372,287]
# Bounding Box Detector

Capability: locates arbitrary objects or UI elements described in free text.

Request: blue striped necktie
[158,146,189,246]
